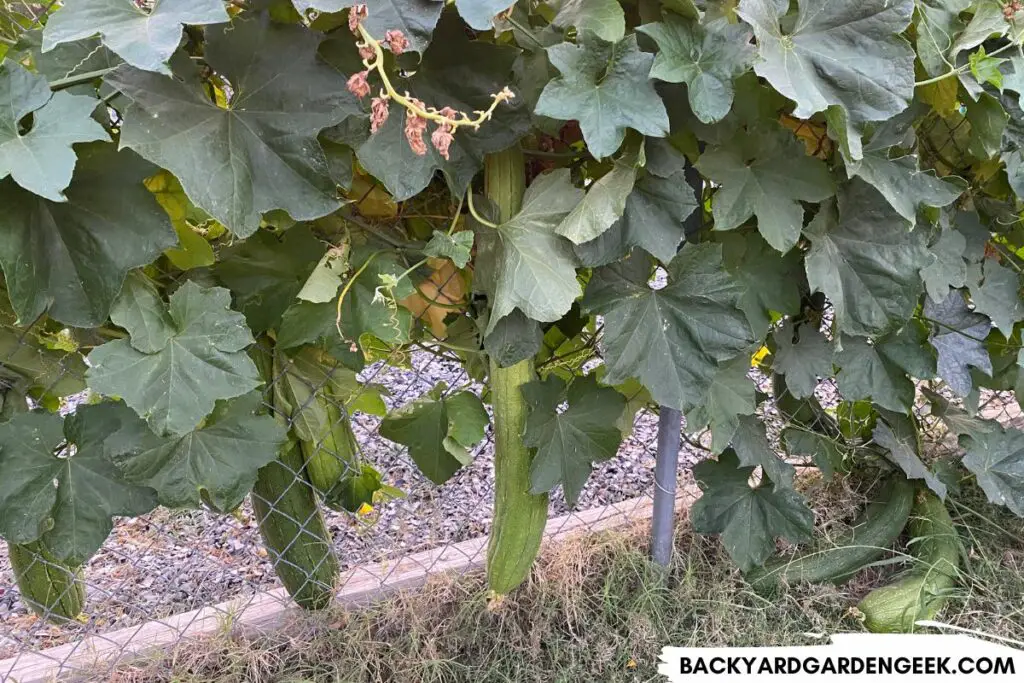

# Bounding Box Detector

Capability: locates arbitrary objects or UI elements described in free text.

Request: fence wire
[0,16,1020,681]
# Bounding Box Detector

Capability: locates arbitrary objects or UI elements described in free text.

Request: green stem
[335,251,383,338]
[914,41,1021,87]
[466,189,499,228]
[49,67,117,91]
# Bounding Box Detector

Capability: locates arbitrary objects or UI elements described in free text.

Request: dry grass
[108,480,1024,683]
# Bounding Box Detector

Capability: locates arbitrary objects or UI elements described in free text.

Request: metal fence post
[651,157,703,568]
[651,407,682,567]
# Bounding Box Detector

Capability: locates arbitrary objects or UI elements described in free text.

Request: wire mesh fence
[1,7,1020,679]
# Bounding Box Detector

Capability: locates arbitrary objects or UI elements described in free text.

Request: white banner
[659,633,1023,682]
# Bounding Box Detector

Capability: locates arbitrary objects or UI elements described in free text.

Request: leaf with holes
[583,243,754,412]
[0,405,158,564]
[0,63,109,201]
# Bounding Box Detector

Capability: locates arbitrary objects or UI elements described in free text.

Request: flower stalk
[346,5,515,158]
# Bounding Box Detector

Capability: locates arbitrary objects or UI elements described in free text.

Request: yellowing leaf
[399,259,467,339]
[779,114,833,159]
[349,173,398,218]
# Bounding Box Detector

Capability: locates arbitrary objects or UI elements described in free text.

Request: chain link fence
[1,6,1021,680]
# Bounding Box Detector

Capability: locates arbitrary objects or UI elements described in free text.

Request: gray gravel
[0,350,708,659]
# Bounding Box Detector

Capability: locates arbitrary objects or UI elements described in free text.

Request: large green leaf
[971,260,1024,338]
[535,33,669,159]
[804,180,928,336]
[0,405,158,564]
[921,229,968,303]
[378,389,488,484]
[474,169,583,333]
[0,63,109,201]
[43,0,229,74]
[638,17,754,124]
[555,137,642,245]
[962,426,1024,517]
[720,230,803,337]
[87,281,261,437]
[684,354,756,454]
[691,450,814,572]
[575,154,698,265]
[737,0,915,139]
[294,0,444,53]
[347,13,529,201]
[835,328,934,413]
[551,0,625,42]
[847,138,966,224]
[214,226,324,334]
[772,322,834,400]
[110,393,286,511]
[523,374,625,507]
[924,290,992,397]
[915,0,971,78]
[583,243,754,412]
[697,126,834,252]
[108,17,359,237]
[0,143,176,328]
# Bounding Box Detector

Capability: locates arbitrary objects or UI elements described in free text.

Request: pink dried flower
[383,29,410,54]
[438,106,458,122]
[347,70,371,98]
[348,4,368,34]
[370,96,390,133]
[404,98,429,155]
[358,43,375,61]
[431,125,454,159]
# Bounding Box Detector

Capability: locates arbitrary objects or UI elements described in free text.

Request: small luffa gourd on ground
[857,490,960,633]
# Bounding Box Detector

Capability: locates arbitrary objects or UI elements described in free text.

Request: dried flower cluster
[345,5,515,160]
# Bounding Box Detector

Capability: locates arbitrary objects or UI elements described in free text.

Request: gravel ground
[0,351,709,659]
